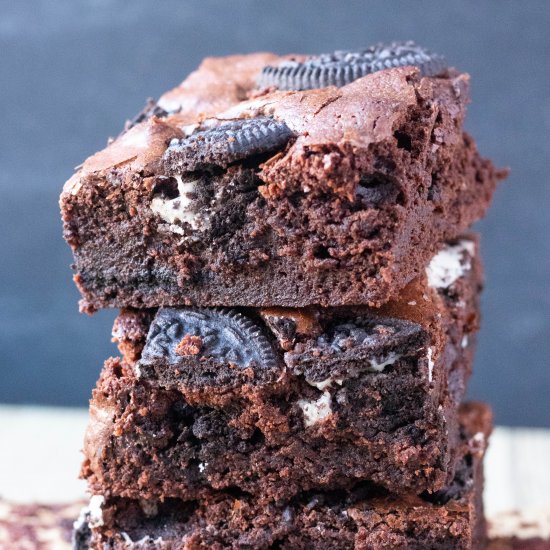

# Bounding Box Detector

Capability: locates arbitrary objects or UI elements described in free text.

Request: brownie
[75,402,491,549]
[60,43,505,313]
[81,237,482,501]
[0,500,82,549]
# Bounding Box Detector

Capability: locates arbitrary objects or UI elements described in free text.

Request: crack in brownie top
[257,41,447,91]
[140,307,278,370]
[163,117,294,173]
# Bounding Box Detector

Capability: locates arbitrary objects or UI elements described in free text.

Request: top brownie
[61,42,505,311]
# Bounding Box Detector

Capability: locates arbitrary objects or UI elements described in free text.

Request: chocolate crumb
[175,335,203,356]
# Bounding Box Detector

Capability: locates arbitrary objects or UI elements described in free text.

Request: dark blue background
[1,1,549,426]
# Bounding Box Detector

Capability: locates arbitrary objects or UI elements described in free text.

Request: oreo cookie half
[140,307,278,370]
[257,41,447,91]
[163,117,294,173]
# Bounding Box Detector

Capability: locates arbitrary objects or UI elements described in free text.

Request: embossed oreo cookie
[140,307,278,370]
[258,41,447,91]
[163,117,294,172]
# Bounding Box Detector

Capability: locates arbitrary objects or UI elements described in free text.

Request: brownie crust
[60,51,505,312]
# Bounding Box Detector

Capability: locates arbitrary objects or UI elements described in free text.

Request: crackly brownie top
[63,42,467,198]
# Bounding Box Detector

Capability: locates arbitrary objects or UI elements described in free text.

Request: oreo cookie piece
[260,307,322,351]
[119,98,173,137]
[313,317,423,355]
[257,41,447,91]
[140,307,277,370]
[163,117,294,173]
[285,317,428,383]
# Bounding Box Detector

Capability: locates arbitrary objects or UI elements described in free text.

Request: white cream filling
[472,431,485,445]
[427,347,434,382]
[426,240,475,289]
[306,377,343,390]
[150,175,199,229]
[121,532,133,544]
[121,532,165,546]
[298,391,332,427]
[74,495,105,532]
[87,495,105,527]
[461,335,469,348]
[198,462,208,473]
[368,352,400,373]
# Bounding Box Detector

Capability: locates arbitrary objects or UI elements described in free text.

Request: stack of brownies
[61,42,506,548]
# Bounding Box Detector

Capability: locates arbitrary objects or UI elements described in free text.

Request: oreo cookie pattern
[140,308,277,370]
[258,41,447,91]
[164,117,294,172]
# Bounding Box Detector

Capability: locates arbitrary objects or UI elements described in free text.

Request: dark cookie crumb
[119,98,176,137]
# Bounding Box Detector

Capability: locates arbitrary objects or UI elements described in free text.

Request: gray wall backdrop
[1,0,549,427]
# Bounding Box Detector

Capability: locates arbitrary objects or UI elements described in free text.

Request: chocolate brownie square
[75,402,492,549]
[60,43,505,312]
[81,237,482,501]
